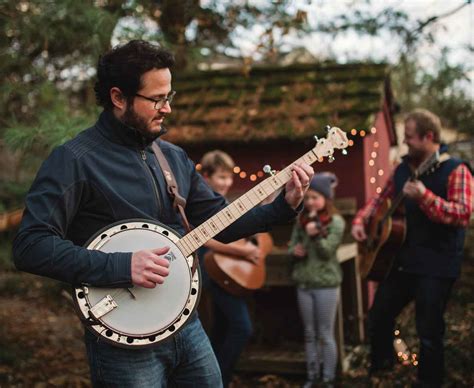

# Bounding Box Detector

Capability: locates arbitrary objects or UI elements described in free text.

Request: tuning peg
[263,164,276,176]
[342,149,348,155]
[325,125,331,132]
[328,155,335,163]
[314,135,319,142]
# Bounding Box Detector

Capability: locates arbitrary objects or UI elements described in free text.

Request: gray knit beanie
[308,172,338,199]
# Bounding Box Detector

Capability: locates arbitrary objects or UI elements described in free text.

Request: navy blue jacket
[394,148,466,278]
[13,111,299,287]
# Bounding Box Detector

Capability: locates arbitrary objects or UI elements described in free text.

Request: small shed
[164,62,397,207]
[162,61,397,373]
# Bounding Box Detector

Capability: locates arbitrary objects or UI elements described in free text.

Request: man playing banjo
[13,40,314,387]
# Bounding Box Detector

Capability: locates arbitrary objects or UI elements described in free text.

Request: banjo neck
[177,126,349,257]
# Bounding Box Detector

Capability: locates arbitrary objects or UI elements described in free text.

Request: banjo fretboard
[176,125,348,257]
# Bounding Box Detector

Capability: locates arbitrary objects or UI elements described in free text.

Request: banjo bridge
[164,251,177,262]
[89,294,118,320]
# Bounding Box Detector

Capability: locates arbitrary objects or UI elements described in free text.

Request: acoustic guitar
[358,150,445,281]
[203,232,274,296]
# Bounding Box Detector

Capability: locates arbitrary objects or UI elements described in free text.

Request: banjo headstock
[313,125,349,162]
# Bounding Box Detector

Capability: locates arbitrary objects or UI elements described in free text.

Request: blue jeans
[368,270,454,386]
[85,316,222,387]
[209,280,253,387]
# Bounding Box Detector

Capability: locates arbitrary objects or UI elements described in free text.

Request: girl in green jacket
[288,172,345,387]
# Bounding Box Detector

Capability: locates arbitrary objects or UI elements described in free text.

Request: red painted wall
[360,111,394,208]
[185,128,385,208]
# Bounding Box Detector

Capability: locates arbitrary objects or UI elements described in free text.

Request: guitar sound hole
[105,330,113,337]
[126,337,134,344]
[162,230,169,236]
[120,225,128,230]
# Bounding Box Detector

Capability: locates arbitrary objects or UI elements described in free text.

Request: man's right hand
[351,223,367,242]
[131,247,170,288]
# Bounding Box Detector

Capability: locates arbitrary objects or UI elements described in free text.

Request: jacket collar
[95,110,168,149]
[402,143,448,164]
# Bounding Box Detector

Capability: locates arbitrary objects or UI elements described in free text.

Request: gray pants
[297,287,340,382]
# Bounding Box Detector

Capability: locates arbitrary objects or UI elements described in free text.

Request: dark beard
[408,148,429,167]
[121,105,160,143]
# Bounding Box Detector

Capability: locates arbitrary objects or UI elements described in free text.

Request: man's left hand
[285,163,314,210]
[403,180,426,201]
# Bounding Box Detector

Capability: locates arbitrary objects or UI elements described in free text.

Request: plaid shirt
[353,163,473,228]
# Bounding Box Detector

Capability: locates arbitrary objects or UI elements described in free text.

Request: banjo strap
[151,142,198,275]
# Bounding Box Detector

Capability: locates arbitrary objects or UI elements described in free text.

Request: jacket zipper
[140,150,163,216]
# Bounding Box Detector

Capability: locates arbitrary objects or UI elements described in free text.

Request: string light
[376,187,382,194]
[374,141,379,148]
[359,130,366,137]
[196,163,202,171]
[351,129,357,136]
[369,159,375,166]
[378,169,384,176]
[348,140,354,146]
[371,127,377,134]
[393,330,418,367]
[234,168,268,181]
[370,177,376,184]
[371,152,377,158]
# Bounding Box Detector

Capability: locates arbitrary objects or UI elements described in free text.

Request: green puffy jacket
[288,214,345,288]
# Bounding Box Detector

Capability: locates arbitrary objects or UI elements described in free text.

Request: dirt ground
[0,262,473,388]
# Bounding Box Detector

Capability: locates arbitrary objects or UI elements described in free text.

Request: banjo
[73,126,349,348]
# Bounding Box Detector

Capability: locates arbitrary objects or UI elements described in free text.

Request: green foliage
[0,181,30,210]
[0,236,14,271]
[392,49,473,135]
[320,1,473,135]
[0,0,119,126]
[4,100,98,174]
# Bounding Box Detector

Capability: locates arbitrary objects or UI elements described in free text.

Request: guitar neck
[380,150,440,222]
[384,191,405,220]
[176,149,320,257]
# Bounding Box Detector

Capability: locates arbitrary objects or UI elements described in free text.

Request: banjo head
[73,220,200,348]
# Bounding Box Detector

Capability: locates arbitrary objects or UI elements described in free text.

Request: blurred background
[0,0,472,386]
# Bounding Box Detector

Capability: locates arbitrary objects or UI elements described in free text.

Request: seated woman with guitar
[288,172,345,387]
[198,150,272,388]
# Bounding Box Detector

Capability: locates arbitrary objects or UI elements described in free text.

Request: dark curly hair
[94,40,175,110]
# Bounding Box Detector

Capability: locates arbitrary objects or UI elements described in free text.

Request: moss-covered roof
[162,62,394,145]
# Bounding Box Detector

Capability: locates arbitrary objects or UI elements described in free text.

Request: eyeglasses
[135,90,176,110]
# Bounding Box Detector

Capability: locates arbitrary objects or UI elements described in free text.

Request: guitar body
[358,198,406,281]
[358,150,444,281]
[204,233,274,296]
